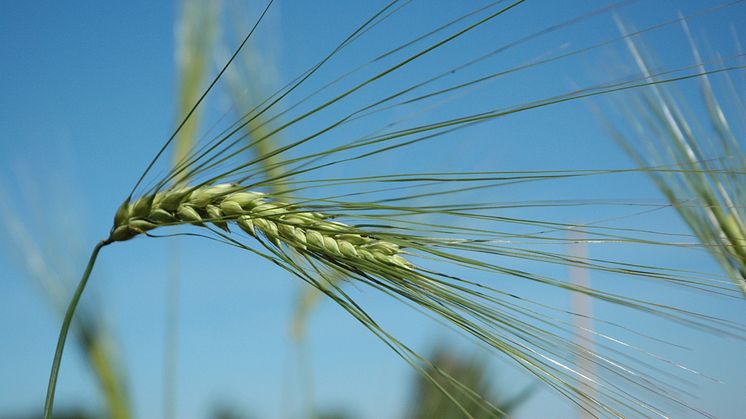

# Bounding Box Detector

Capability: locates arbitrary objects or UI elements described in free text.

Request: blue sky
[1,1,746,418]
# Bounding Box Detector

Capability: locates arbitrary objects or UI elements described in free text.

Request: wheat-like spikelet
[111,183,412,270]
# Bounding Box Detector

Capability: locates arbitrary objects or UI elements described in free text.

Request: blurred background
[1,1,745,418]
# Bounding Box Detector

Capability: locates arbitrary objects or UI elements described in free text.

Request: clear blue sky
[1,1,745,418]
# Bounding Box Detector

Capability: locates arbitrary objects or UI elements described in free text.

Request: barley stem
[44,239,111,419]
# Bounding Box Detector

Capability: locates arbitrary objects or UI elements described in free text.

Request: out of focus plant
[209,404,254,419]
[11,408,96,419]
[609,18,746,296]
[407,346,533,419]
[0,179,130,419]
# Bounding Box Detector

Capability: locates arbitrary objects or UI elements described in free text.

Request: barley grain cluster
[111,183,412,270]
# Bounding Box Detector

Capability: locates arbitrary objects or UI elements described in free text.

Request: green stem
[44,239,111,419]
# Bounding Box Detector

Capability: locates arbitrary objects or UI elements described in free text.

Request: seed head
[111,184,412,270]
